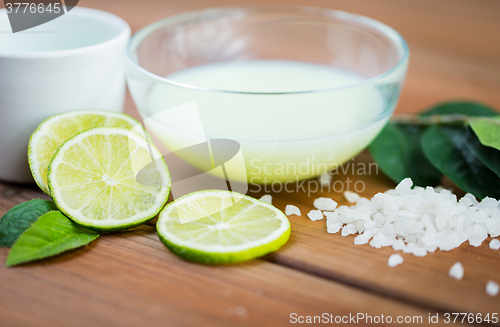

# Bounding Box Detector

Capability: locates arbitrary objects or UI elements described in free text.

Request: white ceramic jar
[0,7,130,183]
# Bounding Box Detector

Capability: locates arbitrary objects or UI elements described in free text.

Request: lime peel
[157,190,290,264]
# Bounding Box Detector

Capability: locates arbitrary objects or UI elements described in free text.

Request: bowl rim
[126,4,409,95]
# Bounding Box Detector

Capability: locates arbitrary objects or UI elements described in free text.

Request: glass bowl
[126,5,409,184]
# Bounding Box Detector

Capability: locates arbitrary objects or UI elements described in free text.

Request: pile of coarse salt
[325,178,500,257]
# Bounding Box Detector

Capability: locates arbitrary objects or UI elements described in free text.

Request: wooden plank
[251,152,500,317]
[0,167,488,325]
[0,206,442,326]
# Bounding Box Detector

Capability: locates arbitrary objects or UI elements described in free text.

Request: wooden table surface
[1,0,500,326]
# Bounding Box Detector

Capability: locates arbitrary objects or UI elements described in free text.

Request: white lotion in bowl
[144,60,388,183]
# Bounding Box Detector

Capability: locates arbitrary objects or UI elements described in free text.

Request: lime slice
[29,109,141,194]
[157,190,291,264]
[48,127,170,232]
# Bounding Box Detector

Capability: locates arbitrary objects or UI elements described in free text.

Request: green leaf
[6,211,100,267]
[421,125,500,199]
[464,127,500,177]
[469,116,500,150]
[369,123,442,186]
[421,101,498,117]
[0,199,58,247]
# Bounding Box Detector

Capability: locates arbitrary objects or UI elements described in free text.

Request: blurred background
[2,0,498,114]
[78,0,500,117]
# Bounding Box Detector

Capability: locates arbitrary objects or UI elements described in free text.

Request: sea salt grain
[313,197,338,211]
[388,254,403,267]
[486,281,499,297]
[354,231,372,245]
[285,205,301,216]
[307,210,324,221]
[259,194,272,205]
[344,191,360,203]
[325,178,500,257]
[490,239,500,250]
[448,262,464,280]
[319,172,332,186]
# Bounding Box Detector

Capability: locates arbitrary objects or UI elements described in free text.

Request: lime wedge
[29,109,141,194]
[156,190,290,264]
[48,127,170,231]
